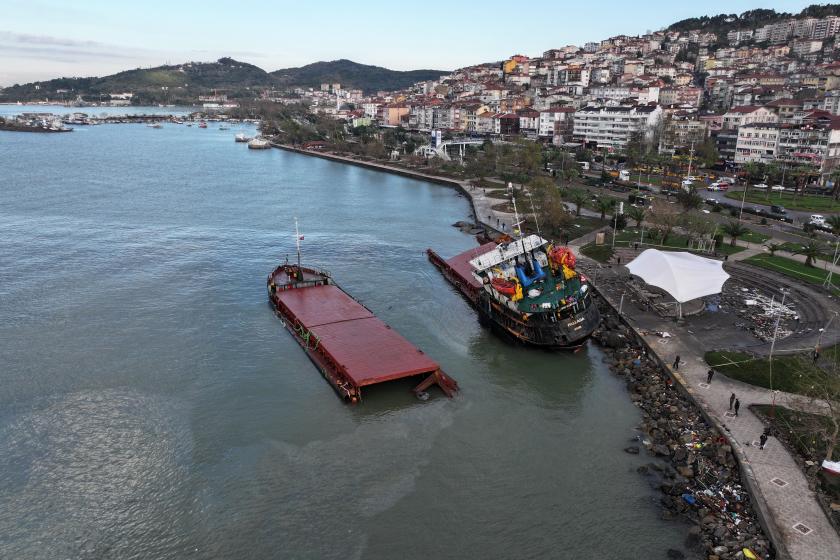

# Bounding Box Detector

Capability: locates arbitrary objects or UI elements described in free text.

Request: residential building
[735,123,780,164]
[572,104,663,150]
[721,106,778,130]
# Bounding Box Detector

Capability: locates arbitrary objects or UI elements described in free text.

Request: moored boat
[235,133,252,143]
[248,137,271,149]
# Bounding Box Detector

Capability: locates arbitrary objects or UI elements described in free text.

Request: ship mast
[294,217,302,269]
[511,191,528,257]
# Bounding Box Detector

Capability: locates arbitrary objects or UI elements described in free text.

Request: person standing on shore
[707,369,715,384]
[734,398,741,416]
[759,432,768,450]
[673,355,681,370]
[729,393,736,410]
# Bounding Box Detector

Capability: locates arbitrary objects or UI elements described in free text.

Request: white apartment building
[735,123,779,164]
[721,106,778,130]
[572,104,663,150]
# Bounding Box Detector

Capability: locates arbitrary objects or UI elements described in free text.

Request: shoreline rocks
[591,297,774,560]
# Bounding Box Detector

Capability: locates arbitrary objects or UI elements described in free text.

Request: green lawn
[777,241,837,263]
[611,229,745,256]
[725,190,840,212]
[745,254,840,290]
[580,243,614,263]
[740,229,770,244]
[705,349,840,395]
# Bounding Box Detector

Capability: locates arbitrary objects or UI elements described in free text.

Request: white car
[810,214,826,226]
[753,183,769,190]
[770,184,785,191]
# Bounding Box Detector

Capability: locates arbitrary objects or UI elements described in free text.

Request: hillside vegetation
[0,57,448,103]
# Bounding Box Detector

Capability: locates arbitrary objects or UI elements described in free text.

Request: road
[573,175,836,246]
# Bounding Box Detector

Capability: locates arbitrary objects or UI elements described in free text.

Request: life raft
[549,246,576,270]
[491,278,518,296]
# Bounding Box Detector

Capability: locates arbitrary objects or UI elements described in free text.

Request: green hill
[0,57,448,103]
[271,59,448,93]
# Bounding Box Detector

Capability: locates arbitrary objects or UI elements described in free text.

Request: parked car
[753,183,769,190]
[770,205,787,215]
[770,184,785,191]
[810,214,826,226]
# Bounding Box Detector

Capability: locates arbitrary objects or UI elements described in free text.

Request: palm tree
[795,240,824,268]
[595,199,613,221]
[721,221,749,247]
[765,242,783,256]
[827,215,840,237]
[569,189,588,217]
[627,205,646,228]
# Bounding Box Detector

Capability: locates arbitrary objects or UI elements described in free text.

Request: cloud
[0,30,155,63]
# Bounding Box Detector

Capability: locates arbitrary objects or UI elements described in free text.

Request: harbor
[0,121,699,559]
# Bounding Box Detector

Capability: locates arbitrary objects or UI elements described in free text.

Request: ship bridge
[468,235,548,273]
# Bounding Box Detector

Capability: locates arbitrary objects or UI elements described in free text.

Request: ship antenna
[511,192,528,257]
[526,189,543,241]
[294,217,302,269]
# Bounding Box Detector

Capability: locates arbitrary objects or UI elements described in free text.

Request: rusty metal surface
[443,242,497,289]
[310,317,439,386]
[275,283,440,388]
[275,284,373,327]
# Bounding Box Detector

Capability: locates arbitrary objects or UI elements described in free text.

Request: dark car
[770,205,786,215]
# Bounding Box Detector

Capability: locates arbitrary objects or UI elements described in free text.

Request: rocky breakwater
[592,301,774,560]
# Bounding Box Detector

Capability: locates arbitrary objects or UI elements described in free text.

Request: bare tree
[646,199,681,245]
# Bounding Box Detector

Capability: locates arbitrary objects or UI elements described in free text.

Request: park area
[725,190,840,212]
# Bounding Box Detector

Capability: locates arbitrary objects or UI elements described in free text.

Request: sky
[0,0,820,86]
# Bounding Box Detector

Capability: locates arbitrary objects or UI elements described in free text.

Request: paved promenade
[583,260,840,560]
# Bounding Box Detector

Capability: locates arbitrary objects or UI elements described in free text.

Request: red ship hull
[267,264,457,403]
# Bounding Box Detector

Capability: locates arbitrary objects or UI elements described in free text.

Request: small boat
[147,123,162,129]
[235,133,253,143]
[198,121,207,129]
[219,125,229,130]
[248,138,271,149]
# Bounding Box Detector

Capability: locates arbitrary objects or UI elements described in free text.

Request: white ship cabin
[469,235,547,272]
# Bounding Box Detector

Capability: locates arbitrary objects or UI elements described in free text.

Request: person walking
[729,392,736,410]
[707,369,715,384]
[734,398,741,416]
[759,432,768,450]
[673,355,681,370]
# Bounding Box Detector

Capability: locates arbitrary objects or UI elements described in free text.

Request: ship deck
[516,273,582,312]
[274,284,454,396]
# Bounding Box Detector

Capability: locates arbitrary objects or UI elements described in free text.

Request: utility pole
[768,288,789,418]
[823,240,840,289]
[612,201,624,250]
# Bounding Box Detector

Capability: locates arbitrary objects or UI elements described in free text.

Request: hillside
[0,57,448,102]
[667,3,840,36]
[0,58,274,103]
[271,59,448,93]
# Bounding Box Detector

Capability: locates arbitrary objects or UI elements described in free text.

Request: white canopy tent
[625,249,730,316]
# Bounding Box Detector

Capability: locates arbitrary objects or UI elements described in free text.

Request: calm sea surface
[0,108,696,559]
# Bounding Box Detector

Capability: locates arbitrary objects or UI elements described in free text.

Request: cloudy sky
[0,0,817,86]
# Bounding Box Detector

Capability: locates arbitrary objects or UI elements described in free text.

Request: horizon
[0,0,818,87]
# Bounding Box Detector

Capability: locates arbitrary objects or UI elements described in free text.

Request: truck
[619,170,630,182]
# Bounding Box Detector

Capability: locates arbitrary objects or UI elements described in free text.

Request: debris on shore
[592,298,774,560]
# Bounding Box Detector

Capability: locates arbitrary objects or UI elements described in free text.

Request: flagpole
[295,217,302,269]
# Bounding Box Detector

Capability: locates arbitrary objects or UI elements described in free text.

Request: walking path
[586,261,840,560]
